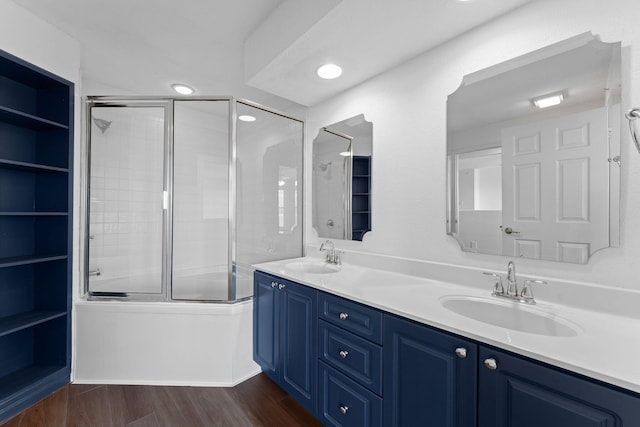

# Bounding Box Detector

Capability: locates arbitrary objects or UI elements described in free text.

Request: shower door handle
[162,191,169,210]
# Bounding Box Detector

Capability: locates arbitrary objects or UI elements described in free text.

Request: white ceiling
[10,0,534,107]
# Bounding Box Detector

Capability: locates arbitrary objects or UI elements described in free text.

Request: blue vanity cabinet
[317,292,384,426]
[478,346,640,427]
[383,314,478,427]
[0,50,73,423]
[253,271,318,416]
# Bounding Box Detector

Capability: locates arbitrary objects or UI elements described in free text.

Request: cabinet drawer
[318,292,383,344]
[319,361,382,427]
[319,320,382,396]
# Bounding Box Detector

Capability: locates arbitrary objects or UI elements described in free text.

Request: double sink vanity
[259,31,640,426]
[253,254,640,426]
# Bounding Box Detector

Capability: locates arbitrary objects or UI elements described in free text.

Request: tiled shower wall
[89,107,165,294]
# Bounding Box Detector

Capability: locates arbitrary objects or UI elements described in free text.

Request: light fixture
[171,83,195,95]
[532,92,564,109]
[317,63,343,80]
[339,151,351,157]
[238,115,256,122]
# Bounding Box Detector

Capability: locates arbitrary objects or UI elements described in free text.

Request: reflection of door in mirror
[455,148,502,254]
[446,33,621,263]
[501,107,610,263]
[278,166,298,234]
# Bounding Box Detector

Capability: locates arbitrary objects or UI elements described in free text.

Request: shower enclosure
[84,97,303,302]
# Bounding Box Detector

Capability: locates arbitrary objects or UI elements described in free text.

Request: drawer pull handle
[484,358,498,370]
[339,350,349,359]
[339,405,349,415]
[455,347,467,358]
[271,281,277,288]
[339,312,349,320]
[278,283,286,290]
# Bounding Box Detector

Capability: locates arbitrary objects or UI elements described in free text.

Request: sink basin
[284,261,340,275]
[440,296,578,337]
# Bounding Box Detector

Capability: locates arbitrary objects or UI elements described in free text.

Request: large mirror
[447,33,621,263]
[313,114,373,241]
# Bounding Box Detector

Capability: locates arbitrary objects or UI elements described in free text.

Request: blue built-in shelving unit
[351,155,371,241]
[0,49,73,423]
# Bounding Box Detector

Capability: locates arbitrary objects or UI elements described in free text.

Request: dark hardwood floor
[0,374,324,427]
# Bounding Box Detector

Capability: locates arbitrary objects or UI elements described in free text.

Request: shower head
[93,117,113,134]
[319,162,332,172]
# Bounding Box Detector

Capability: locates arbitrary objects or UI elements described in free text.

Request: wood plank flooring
[0,374,324,427]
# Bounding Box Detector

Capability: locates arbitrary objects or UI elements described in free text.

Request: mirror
[313,114,373,241]
[447,33,621,263]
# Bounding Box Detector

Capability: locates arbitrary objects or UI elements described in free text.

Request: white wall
[306,0,640,291]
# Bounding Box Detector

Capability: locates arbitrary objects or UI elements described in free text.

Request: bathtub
[73,298,260,386]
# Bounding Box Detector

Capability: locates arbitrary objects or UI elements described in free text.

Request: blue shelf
[0,365,67,402]
[0,255,67,269]
[0,212,68,216]
[0,106,68,131]
[0,159,68,173]
[0,311,66,338]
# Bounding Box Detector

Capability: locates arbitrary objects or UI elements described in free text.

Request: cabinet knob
[339,405,349,415]
[278,283,286,290]
[271,282,277,288]
[339,312,349,320]
[455,347,467,358]
[339,350,349,359]
[484,358,498,370]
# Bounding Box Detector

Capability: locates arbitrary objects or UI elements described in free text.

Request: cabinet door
[479,346,640,427]
[253,271,279,382]
[384,314,477,427]
[280,279,318,415]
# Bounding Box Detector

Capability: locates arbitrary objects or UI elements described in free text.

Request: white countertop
[254,257,640,394]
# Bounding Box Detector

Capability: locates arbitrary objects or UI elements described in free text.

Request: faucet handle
[521,279,547,303]
[483,272,504,295]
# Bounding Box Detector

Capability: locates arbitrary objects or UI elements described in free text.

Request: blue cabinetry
[384,314,478,427]
[253,271,317,415]
[479,346,640,427]
[318,292,383,426]
[254,271,640,426]
[0,50,73,423]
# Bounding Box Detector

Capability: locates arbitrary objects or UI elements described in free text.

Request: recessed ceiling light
[171,83,195,95]
[532,92,564,109]
[238,115,256,122]
[317,63,343,79]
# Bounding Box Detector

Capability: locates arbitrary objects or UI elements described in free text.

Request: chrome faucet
[320,240,341,265]
[482,261,546,305]
[506,261,517,296]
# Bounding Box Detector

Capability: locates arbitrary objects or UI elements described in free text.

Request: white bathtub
[73,299,260,386]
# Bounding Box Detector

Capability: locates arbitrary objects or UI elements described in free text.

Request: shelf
[0,159,68,173]
[0,212,68,216]
[0,365,67,402]
[0,106,68,131]
[0,255,67,269]
[0,311,66,338]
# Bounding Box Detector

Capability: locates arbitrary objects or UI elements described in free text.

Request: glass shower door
[172,100,230,300]
[87,105,168,296]
[235,102,304,300]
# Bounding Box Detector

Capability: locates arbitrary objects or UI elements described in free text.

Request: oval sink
[284,261,340,275]
[440,296,578,337]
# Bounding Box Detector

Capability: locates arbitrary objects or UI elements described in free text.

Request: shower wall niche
[85,98,303,302]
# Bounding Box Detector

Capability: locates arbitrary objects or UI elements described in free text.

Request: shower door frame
[82,96,305,302]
